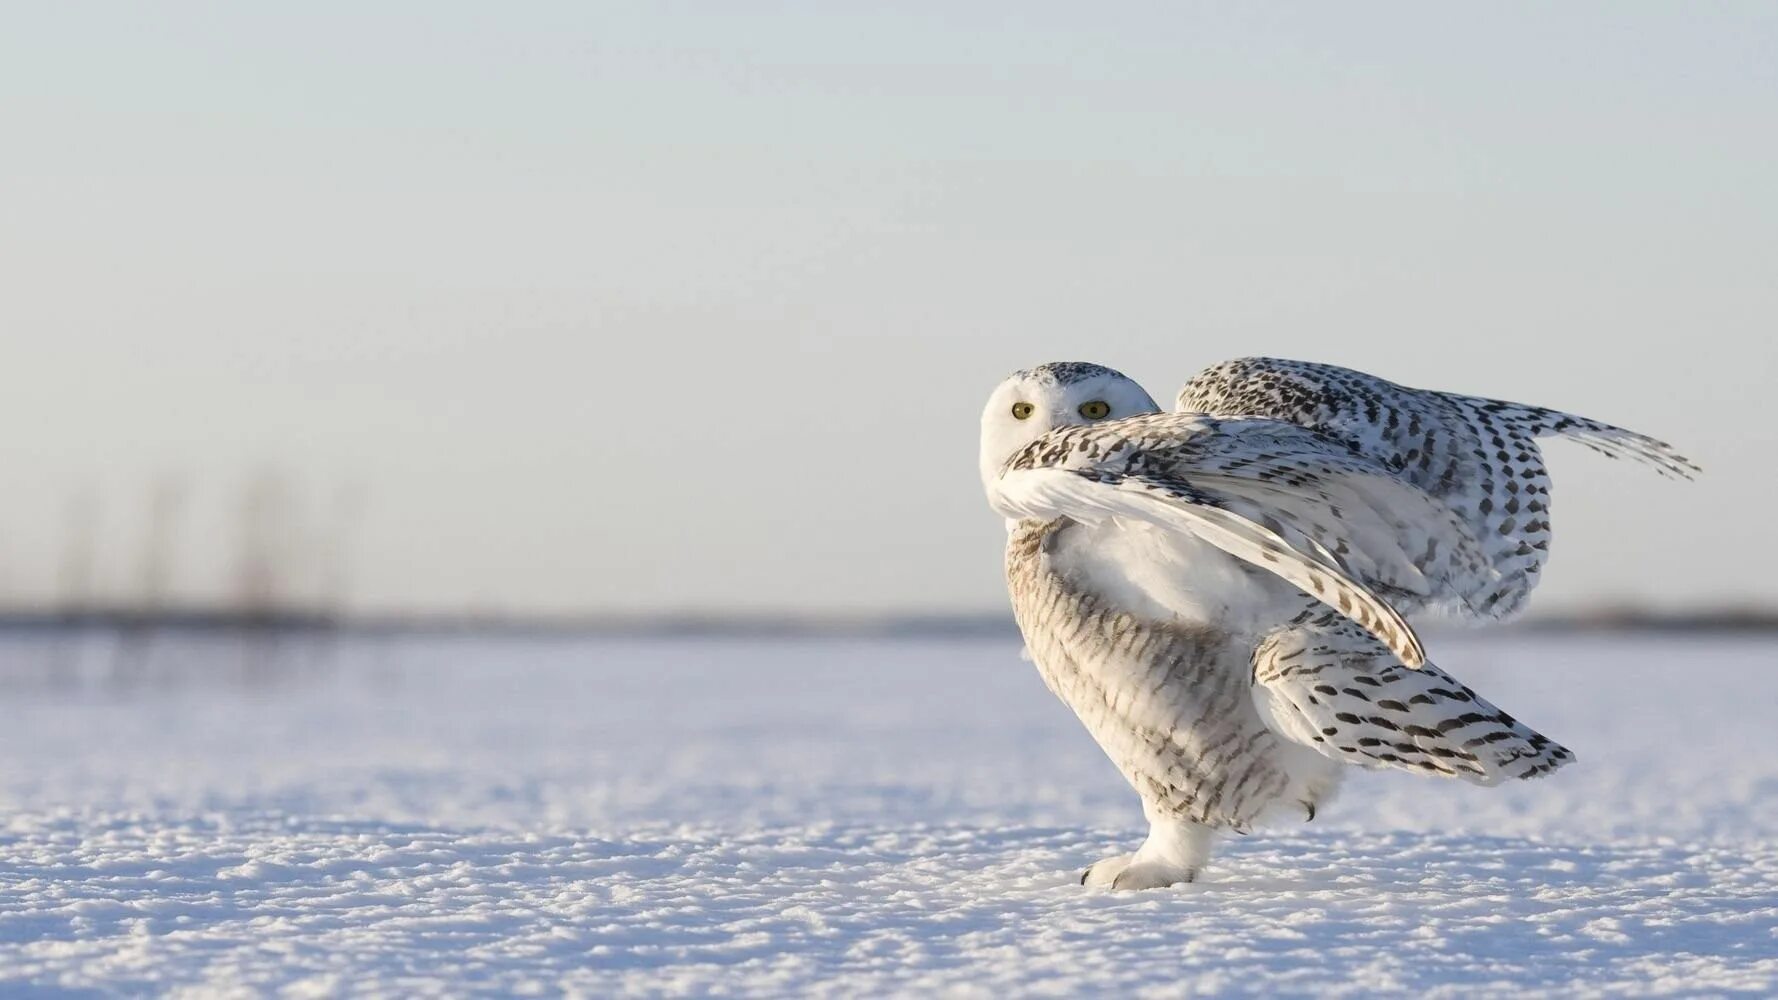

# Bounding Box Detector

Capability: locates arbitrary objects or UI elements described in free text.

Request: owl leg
[1108,813,1214,891]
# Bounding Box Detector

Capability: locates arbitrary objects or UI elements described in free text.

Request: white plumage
[980,359,1692,889]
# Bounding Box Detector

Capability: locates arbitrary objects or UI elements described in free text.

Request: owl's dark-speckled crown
[1012,361,1126,386]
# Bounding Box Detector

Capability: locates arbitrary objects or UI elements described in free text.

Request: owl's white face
[978,362,1161,492]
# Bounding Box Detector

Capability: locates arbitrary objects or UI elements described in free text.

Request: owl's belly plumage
[1006,518,1340,831]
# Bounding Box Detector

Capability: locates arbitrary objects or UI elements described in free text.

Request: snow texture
[2,630,1775,996]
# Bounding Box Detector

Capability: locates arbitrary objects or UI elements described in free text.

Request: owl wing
[989,412,1505,668]
[1250,613,1573,785]
[1176,357,1697,619]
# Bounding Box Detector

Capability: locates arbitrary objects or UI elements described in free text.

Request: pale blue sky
[2,3,1773,616]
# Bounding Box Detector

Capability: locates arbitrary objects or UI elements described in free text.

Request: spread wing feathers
[1441,392,1698,480]
[989,412,1501,667]
[1250,615,1574,785]
[1177,357,1698,619]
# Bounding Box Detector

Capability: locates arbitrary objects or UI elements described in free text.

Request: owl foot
[1080,852,1199,890]
[1081,816,1214,890]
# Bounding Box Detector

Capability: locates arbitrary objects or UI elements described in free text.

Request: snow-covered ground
[1,629,1774,995]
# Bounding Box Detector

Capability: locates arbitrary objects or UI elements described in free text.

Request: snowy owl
[979,359,1693,889]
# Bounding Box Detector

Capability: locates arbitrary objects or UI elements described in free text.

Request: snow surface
[2,630,1775,995]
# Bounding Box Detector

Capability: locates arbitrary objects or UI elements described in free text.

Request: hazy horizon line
[4,605,1775,638]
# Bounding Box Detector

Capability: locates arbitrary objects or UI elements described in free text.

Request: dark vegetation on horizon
[2,606,1773,638]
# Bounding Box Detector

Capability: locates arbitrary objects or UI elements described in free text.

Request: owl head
[978,362,1160,491]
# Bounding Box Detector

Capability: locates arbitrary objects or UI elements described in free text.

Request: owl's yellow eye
[1011,402,1035,420]
[1078,400,1111,419]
